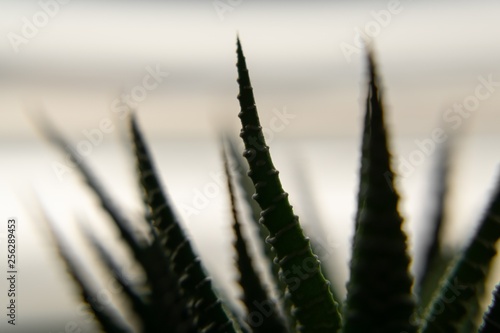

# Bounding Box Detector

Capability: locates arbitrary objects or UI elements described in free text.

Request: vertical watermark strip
[6,218,17,326]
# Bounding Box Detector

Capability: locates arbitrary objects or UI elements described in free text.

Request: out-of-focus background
[0,0,499,331]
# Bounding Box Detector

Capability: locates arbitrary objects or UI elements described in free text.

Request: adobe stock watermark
[213,0,243,21]
[246,234,340,328]
[51,65,169,182]
[340,0,403,63]
[7,0,71,54]
[180,107,295,219]
[385,73,500,190]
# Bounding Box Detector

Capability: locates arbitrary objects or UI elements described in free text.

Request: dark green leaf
[34,114,146,260]
[236,37,341,332]
[225,136,293,326]
[354,87,372,232]
[223,147,288,333]
[129,114,236,333]
[41,212,132,333]
[343,51,417,333]
[417,139,456,311]
[421,172,500,333]
[79,222,156,332]
[478,283,500,333]
[35,114,196,333]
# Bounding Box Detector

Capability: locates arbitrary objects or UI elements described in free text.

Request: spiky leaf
[223,147,288,333]
[34,114,145,260]
[421,173,500,333]
[40,212,132,333]
[79,223,155,331]
[354,87,372,231]
[343,52,417,333]
[129,114,235,333]
[235,37,341,333]
[225,136,292,325]
[35,115,194,332]
[417,140,456,312]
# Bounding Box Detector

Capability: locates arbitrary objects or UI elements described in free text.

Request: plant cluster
[36,38,500,333]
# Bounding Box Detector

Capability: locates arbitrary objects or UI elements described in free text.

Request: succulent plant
[36,38,500,333]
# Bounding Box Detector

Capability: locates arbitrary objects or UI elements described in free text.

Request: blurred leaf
[78,221,156,332]
[417,139,456,310]
[478,283,500,333]
[354,87,372,232]
[35,113,195,332]
[34,113,146,261]
[343,51,417,333]
[421,172,500,333]
[39,209,132,333]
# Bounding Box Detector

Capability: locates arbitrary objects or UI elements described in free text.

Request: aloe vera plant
[36,38,500,333]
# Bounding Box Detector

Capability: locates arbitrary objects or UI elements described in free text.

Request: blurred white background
[0,0,499,331]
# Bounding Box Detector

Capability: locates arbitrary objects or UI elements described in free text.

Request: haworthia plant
[235,37,342,332]
[32,37,500,333]
[343,52,416,333]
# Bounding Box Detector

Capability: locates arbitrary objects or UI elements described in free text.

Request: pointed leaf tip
[344,52,416,333]
[235,37,341,332]
[366,48,376,80]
